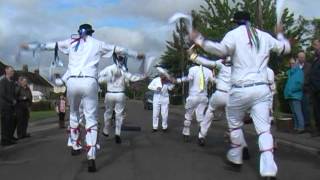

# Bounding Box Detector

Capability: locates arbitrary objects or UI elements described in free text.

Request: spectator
[309,39,320,137]
[15,76,32,139]
[55,95,66,128]
[0,66,18,146]
[284,59,305,133]
[297,51,312,131]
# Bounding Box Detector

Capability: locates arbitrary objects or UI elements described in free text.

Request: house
[15,65,54,98]
[0,60,6,77]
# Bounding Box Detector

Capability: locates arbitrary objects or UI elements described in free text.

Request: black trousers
[311,91,320,131]
[16,106,30,138]
[58,112,65,128]
[1,107,15,142]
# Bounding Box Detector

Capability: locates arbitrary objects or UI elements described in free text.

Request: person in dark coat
[0,66,18,146]
[309,39,320,136]
[15,76,32,139]
[297,51,312,131]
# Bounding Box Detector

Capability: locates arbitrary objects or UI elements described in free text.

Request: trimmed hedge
[31,100,53,111]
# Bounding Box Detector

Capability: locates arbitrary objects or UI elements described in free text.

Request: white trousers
[152,96,169,130]
[182,95,208,136]
[103,93,126,136]
[66,78,98,160]
[199,90,228,138]
[226,85,277,177]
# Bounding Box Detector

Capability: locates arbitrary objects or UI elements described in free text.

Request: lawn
[30,110,57,122]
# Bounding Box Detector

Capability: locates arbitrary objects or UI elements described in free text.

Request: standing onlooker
[309,39,320,136]
[0,66,17,146]
[284,59,305,133]
[15,76,32,139]
[297,51,312,131]
[55,95,67,128]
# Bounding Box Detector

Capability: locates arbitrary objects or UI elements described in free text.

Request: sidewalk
[170,105,320,155]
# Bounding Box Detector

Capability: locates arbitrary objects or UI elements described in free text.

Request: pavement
[0,100,319,180]
[169,105,320,156]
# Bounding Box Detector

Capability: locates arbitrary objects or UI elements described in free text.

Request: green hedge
[31,100,53,111]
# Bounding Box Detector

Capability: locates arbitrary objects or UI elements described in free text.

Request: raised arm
[124,71,146,82]
[191,31,235,58]
[100,42,144,59]
[21,39,71,54]
[268,33,291,55]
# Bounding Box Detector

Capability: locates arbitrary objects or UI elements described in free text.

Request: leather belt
[232,82,268,88]
[67,75,96,80]
[107,91,125,93]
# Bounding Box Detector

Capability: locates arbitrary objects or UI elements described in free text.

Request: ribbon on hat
[245,22,260,51]
[70,29,87,52]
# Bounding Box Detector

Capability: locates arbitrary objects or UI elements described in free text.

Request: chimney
[34,69,39,75]
[22,64,28,72]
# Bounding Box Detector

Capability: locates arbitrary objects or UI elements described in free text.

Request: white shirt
[177,65,214,96]
[195,57,231,91]
[148,77,174,98]
[267,67,276,94]
[39,36,138,79]
[200,25,290,86]
[98,64,145,92]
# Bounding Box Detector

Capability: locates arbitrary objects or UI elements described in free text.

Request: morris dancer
[98,51,146,144]
[190,11,290,179]
[148,66,175,132]
[21,23,144,172]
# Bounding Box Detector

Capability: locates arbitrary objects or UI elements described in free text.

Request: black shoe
[162,128,168,133]
[198,137,205,147]
[242,147,250,160]
[152,129,158,133]
[262,177,277,180]
[71,149,82,156]
[88,159,97,172]
[183,135,190,142]
[102,132,109,137]
[11,136,18,141]
[115,135,122,144]
[225,158,242,169]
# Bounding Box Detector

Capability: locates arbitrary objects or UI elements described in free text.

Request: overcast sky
[0,0,319,77]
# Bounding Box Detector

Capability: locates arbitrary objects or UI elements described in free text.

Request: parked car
[143,90,154,110]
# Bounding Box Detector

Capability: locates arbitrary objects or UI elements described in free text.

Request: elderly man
[0,66,17,146]
[21,23,144,172]
[296,51,312,131]
[190,11,290,179]
[15,76,32,139]
[98,51,146,144]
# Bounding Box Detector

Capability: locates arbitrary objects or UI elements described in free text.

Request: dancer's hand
[137,53,145,60]
[190,30,204,46]
[20,43,29,50]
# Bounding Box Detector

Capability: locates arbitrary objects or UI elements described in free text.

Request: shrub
[31,100,53,111]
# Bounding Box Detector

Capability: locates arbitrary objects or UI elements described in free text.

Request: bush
[276,72,291,114]
[31,100,53,111]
